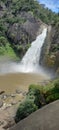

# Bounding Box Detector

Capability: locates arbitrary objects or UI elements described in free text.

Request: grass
[0,45,17,59]
[0,36,19,60]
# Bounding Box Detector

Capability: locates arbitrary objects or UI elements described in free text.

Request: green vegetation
[0,0,59,59]
[15,78,59,123]
[15,100,38,123]
[45,79,59,103]
[0,36,17,59]
[5,17,26,25]
[15,84,41,122]
[27,84,42,107]
[8,0,58,25]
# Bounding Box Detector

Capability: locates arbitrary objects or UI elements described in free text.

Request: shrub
[15,100,38,123]
[45,79,59,103]
[28,84,42,107]
[15,79,59,123]
[29,84,40,94]
[15,84,42,123]
[46,93,59,103]
[0,36,17,58]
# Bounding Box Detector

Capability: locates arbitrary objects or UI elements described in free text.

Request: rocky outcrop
[9,100,59,130]
[0,100,3,108]
[40,25,59,75]
[7,13,42,57]
[0,0,49,59]
[0,0,59,72]
[40,26,52,69]
[0,0,44,58]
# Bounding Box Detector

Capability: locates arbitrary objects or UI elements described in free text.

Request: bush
[15,84,42,123]
[28,84,42,107]
[45,79,59,103]
[0,36,17,58]
[15,79,59,123]
[15,100,38,123]
[29,84,40,93]
[46,93,59,103]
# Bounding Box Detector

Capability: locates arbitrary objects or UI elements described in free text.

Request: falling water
[20,28,47,73]
[0,28,47,74]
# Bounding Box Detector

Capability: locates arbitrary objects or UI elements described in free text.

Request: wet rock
[1,94,7,100]
[18,99,21,102]
[11,94,16,98]
[22,92,27,96]
[0,100,3,108]
[11,101,17,105]
[0,91,5,95]
[3,118,15,130]
[3,95,7,100]
[0,121,4,126]
[16,89,22,94]
[3,103,12,109]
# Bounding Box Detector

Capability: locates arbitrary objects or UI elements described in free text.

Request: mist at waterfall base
[0,28,50,77]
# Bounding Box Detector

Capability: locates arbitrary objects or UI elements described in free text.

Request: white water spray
[20,28,47,72]
[0,28,47,74]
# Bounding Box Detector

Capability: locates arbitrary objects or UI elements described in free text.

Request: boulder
[0,91,5,95]
[10,100,59,130]
[16,89,22,94]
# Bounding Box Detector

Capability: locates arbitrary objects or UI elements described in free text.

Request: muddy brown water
[0,57,50,94]
[0,59,50,130]
[0,72,49,94]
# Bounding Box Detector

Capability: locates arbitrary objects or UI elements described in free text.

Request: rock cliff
[0,0,59,73]
[40,25,59,75]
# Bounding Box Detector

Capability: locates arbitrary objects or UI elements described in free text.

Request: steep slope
[40,24,59,75]
[0,0,58,58]
[0,0,43,58]
[10,100,59,130]
[0,0,59,73]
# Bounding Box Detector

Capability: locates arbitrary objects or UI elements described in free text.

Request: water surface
[0,72,48,94]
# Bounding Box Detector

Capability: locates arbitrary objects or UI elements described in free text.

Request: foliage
[15,79,59,122]
[15,100,38,123]
[15,84,41,122]
[25,43,31,51]
[5,17,26,24]
[0,36,17,58]
[28,84,42,107]
[45,79,59,103]
[0,0,59,58]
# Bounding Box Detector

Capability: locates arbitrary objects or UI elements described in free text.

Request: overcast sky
[38,0,59,13]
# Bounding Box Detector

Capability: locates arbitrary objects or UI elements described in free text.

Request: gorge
[0,27,49,94]
[0,0,59,130]
[0,27,50,130]
[0,28,47,75]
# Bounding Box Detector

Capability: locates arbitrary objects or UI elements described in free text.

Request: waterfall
[20,28,47,73]
[0,28,47,74]
[22,28,47,65]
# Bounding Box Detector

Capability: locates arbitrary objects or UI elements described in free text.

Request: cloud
[38,0,59,13]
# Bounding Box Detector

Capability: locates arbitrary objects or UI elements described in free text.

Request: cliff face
[0,0,44,59]
[0,0,58,59]
[40,25,59,75]
[7,14,42,58]
[0,0,59,73]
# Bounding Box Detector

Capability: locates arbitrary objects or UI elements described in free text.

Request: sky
[38,0,59,13]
